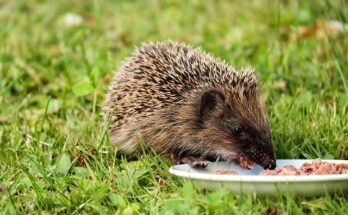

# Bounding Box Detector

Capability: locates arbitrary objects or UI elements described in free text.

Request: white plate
[169,159,348,196]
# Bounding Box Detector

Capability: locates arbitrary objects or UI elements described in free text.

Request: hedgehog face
[197,89,276,170]
[225,117,276,170]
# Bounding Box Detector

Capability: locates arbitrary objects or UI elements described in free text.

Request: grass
[0,0,347,214]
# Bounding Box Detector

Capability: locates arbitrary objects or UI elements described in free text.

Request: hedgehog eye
[233,126,243,135]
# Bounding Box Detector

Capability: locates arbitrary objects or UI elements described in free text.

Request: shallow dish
[169,159,348,196]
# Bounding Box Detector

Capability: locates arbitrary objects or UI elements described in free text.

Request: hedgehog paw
[178,156,210,168]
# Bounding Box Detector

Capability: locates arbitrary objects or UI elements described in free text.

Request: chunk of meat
[259,165,300,176]
[300,162,314,174]
[259,159,348,176]
[315,162,332,175]
[335,163,348,174]
[210,170,239,175]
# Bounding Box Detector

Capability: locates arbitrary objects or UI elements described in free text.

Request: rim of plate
[169,159,348,182]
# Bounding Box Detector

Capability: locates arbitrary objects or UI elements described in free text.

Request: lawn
[0,0,347,214]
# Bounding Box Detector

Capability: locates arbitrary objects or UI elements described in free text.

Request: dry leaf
[298,19,347,39]
[298,26,316,38]
[263,208,288,215]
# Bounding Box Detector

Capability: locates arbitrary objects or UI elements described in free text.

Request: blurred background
[1,0,347,161]
[1,0,348,213]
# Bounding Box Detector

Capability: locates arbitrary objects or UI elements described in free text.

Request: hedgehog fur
[103,41,276,169]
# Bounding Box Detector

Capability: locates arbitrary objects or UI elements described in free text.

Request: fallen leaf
[298,26,316,38]
[85,15,95,25]
[317,20,348,33]
[263,208,288,215]
[298,19,348,39]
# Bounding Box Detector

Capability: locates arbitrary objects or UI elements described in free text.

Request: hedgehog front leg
[178,156,210,168]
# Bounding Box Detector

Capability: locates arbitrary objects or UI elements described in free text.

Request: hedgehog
[103,41,276,170]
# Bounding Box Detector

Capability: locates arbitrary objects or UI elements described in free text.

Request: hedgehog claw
[178,156,210,168]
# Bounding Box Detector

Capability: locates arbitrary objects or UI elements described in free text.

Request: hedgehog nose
[264,160,276,170]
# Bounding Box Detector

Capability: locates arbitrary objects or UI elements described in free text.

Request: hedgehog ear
[199,89,225,119]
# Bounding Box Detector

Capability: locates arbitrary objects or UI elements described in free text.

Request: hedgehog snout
[255,153,277,170]
[243,140,276,170]
[260,149,277,170]
[258,137,276,169]
[263,159,276,170]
